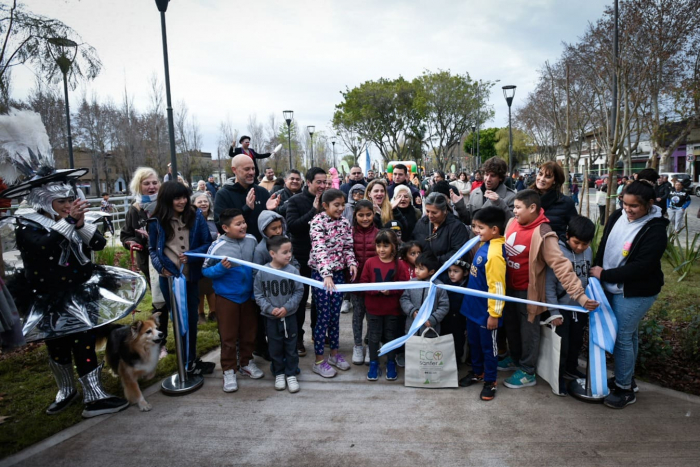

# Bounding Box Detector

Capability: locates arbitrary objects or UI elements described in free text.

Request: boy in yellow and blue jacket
[458,207,507,401]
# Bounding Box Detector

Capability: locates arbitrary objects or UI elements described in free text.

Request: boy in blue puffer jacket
[202,208,260,393]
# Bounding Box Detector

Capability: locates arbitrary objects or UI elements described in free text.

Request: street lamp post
[307,125,315,167]
[154,0,202,396]
[47,38,78,169]
[283,110,294,171]
[502,85,517,176]
[330,136,336,169]
[155,0,180,179]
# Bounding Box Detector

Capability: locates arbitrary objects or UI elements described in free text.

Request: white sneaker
[223,369,238,392]
[274,374,286,391]
[352,345,364,365]
[240,360,264,379]
[328,353,351,371]
[286,375,300,393]
[364,346,370,365]
[340,300,351,314]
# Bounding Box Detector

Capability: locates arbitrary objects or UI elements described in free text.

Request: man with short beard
[275,169,303,217]
[465,157,516,224]
[340,165,366,199]
[259,167,276,192]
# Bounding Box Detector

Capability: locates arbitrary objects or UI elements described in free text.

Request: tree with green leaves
[495,127,534,169]
[0,0,102,110]
[463,127,500,164]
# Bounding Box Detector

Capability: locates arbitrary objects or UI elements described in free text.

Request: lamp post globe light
[330,136,336,169]
[502,85,517,176]
[307,125,315,167]
[47,37,78,169]
[283,110,294,170]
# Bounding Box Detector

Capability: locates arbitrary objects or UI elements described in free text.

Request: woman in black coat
[530,161,577,239]
[412,192,470,266]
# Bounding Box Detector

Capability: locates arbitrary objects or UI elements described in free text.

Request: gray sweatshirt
[400,278,449,334]
[253,210,300,271]
[545,239,592,320]
[253,262,304,319]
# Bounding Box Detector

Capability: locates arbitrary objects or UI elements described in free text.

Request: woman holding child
[590,169,668,409]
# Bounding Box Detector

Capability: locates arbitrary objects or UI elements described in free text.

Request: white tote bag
[536,324,562,393]
[404,328,458,388]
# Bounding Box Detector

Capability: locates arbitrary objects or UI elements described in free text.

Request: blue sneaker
[497,356,517,372]
[503,369,537,389]
[386,360,398,381]
[367,361,381,381]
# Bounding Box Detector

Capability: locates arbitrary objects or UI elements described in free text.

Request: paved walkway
[2,310,700,467]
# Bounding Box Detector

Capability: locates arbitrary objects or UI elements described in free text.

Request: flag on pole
[365,147,371,176]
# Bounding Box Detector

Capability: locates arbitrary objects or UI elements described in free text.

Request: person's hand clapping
[450,190,463,205]
[246,188,256,210]
[266,193,280,210]
[313,193,321,212]
[483,190,500,202]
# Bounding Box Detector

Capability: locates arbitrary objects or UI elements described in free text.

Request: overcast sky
[17,0,611,163]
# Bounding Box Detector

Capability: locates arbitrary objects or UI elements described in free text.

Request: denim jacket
[148,209,213,281]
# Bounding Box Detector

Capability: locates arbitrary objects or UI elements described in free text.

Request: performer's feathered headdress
[0,108,87,215]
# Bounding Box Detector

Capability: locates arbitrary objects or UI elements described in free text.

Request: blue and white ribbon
[586,277,617,397]
[186,234,594,358]
[172,266,190,366]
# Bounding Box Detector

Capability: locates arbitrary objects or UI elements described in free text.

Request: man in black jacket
[387,163,420,205]
[214,155,280,241]
[340,166,366,199]
[228,135,278,182]
[286,167,327,356]
[275,169,303,217]
[654,175,672,216]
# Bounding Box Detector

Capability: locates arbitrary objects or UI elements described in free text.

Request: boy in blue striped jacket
[458,207,507,401]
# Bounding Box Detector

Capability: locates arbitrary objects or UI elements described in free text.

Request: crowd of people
[113,147,668,409]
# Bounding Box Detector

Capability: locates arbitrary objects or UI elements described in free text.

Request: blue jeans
[606,292,658,389]
[159,277,200,368]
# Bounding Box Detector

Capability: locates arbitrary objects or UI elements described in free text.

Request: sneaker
[564,368,586,380]
[607,377,638,393]
[603,385,636,409]
[367,361,381,381]
[352,345,364,365]
[275,374,286,391]
[240,360,264,379]
[286,375,300,393]
[328,353,350,371]
[312,360,337,378]
[192,358,215,375]
[364,346,370,365]
[297,340,307,357]
[553,377,568,397]
[386,360,398,381]
[458,371,484,388]
[480,382,497,401]
[341,300,351,314]
[158,346,168,361]
[82,396,129,418]
[497,356,517,372]
[504,369,537,389]
[46,390,80,415]
[395,353,405,368]
[223,369,238,392]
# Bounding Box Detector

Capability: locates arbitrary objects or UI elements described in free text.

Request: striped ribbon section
[172,266,190,366]
[586,277,617,397]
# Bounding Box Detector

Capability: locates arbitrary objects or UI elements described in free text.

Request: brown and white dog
[105,313,163,412]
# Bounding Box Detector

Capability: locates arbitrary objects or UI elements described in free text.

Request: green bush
[637,316,673,367]
[679,307,700,363]
[664,220,700,282]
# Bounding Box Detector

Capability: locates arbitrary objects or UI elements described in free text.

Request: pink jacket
[309,212,358,277]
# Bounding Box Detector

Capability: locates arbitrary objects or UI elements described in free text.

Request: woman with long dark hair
[530,161,576,239]
[590,169,668,409]
[149,181,213,375]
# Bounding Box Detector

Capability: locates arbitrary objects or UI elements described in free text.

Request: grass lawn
[0,291,221,459]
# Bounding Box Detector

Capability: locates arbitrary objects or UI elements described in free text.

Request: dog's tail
[94,323,121,352]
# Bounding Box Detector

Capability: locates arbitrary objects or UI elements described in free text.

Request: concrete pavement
[2,310,700,467]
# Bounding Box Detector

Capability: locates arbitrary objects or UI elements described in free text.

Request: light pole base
[161,372,204,395]
[568,378,606,403]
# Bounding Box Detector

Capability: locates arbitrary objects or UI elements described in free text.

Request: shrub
[679,308,700,363]
[637,316,673,367]
[664,218,700,282]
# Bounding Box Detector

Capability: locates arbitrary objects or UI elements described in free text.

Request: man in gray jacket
[466,157,516,224]
[253,236,304,392]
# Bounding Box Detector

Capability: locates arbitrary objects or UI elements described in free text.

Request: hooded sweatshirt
[545,239,591,317]
[505,209,549,291]
[253,262,304,318]
[254,210,286,266]
[342,184,367,223]
[202,233,258,303]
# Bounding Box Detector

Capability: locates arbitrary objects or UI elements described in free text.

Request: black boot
[46,359,79,415]
[79,364,129,418]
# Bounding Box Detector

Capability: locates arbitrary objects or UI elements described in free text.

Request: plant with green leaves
[663,214,700,282]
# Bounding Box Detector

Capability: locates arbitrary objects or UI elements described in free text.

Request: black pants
[367,313,399,361]
[598,205,606,225]
[134,249,151,290]
[501,289,527,365]
[295,262,317,342]
[440,310,467,362]
[45,331,97,377]
[266,315,299,376]
[554,309,588,374]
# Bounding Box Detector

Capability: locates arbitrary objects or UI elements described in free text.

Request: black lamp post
[155,0,179,179]
[48,37,78,169]
[502,85,517,176]
[307,125,315,167]
[283,110,294,171]
[330,136,336,169]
